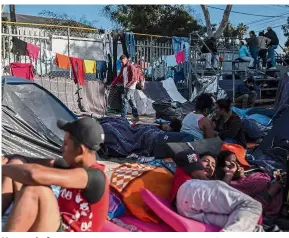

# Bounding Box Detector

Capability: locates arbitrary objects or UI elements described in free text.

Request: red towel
[10,63,34,81]
[70,57,85,85]
[26,43,40,60]
[175,50,185,64]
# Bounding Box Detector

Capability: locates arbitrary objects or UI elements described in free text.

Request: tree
[38,10,97,37]
[201,5,233,38]
[223,22,248,40]
[282,17,289,50]
[103,5,203,36]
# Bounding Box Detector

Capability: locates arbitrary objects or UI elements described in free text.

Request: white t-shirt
[123,66,136,89]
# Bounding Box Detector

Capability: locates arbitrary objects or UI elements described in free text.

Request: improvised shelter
[1,76,77,158]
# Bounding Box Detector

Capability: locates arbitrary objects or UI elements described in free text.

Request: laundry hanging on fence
[84,60,97,74]
[125,32,136,57]
[96,61,108,80]
[43,49,56,61]
[55,53,70,70]
[175,50,185,64]
[172,36,190,62]
[10,63,34,80]
[70,57,85,85]
[26,42,40,60]
[163,55,177,67]
[11,37,27,56]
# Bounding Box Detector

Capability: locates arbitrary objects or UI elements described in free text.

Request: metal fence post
[232,40,235,103]
[188,32,192,101]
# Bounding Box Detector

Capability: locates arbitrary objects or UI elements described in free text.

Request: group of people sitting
[239,27,279,70]
[181,93,247,148]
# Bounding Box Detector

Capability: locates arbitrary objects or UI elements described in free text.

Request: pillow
[141,189,221,232]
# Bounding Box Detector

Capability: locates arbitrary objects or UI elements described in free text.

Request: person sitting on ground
[212,99,247,148]
[265,26,279,69]
[200,37,219,70]
[247,31,259,69]
[239,40,255,69]
[235,77,258,108]
[216,150,285,216]
[2,117,109,232]
[258,32,271,69]
[181,93,215,141]
[170,149,263,232]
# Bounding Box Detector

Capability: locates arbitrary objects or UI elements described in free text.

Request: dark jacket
[247,36,259,51]
[214,112,247,148]
[201,39,217,54]
[265,29,279,46]
[235,82,259,97]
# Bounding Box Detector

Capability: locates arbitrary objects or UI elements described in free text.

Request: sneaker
[269,67,276,70]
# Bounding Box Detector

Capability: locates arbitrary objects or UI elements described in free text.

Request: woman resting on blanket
[216,150,285,216]
[171,150,263,232]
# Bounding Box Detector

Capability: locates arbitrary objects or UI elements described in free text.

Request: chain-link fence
[2,21,196,113]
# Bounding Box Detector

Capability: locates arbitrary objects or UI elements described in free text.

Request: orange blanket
[110,163,173,223]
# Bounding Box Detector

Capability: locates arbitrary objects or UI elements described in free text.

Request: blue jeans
[125,32,135,58]
[172,36,190,62]
[250,48,258,68]
[268,45,278,67]
[121,88,139,118]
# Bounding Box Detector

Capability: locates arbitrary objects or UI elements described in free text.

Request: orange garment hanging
[55,53,70,69]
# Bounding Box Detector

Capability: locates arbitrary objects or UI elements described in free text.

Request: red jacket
[112,63,136,87]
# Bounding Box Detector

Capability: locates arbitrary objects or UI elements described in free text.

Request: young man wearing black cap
[171,149,263,232]
[2,117,109,232]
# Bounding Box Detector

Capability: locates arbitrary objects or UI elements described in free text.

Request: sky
[3,4,289,52]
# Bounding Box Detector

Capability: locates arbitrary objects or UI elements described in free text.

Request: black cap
[57,117,104,151]
[174,149,204,175]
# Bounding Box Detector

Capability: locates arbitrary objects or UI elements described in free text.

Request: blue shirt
[239,45,250,58]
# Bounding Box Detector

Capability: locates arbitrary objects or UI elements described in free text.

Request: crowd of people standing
[239,26,280,70]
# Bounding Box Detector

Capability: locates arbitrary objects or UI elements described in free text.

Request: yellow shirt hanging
[84,60,96,74]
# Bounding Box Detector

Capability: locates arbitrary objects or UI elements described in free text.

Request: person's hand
[2,156,8,165]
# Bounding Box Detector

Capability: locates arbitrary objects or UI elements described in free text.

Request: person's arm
[111,76,120,86]
[199,118,214,138]
[218,118,242,140]
[2,164,88,189]
[6,154,56,167]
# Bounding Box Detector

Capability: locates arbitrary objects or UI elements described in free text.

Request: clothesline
[10,37,109,85]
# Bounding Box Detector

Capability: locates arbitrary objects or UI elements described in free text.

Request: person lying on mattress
[216,150,286,216]
[181,93,215,140]
[2,117,109,232]
[171,149,263,232]
[212,98,247,148]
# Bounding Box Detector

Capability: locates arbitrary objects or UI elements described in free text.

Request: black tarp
[2,78,76,158]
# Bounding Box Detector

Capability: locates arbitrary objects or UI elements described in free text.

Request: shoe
[133,117,140,122]
[269,67,276,70]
